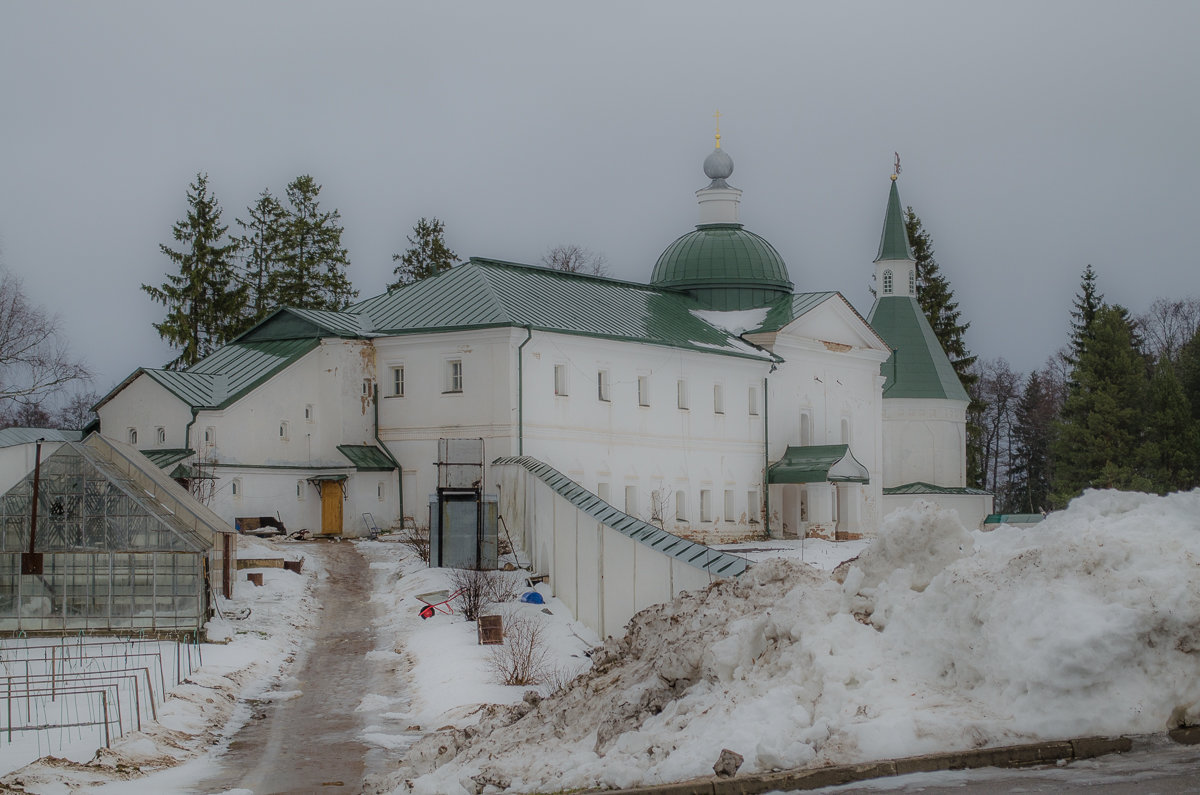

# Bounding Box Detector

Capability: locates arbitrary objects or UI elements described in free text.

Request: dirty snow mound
[395,492,1200,795]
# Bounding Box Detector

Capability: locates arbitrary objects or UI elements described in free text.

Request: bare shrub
[488,612,551,686]
[398,523,430,563]
[447,566,492,621]
[542,663,586,698]
[484,569,523,604]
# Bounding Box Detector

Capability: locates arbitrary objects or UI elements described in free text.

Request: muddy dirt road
[195,540,411,795]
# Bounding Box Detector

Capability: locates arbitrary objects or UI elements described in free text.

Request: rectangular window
[713,383,725,414]
[378,482,385,502]
[724,490,735,522]
[700,489,713,522]
[624,485,638,515]
[231,478,242,498]
[597,370,611,402]
[305,404,315,422]
[675,490,687,521]
[297,480,305,501]
[651,489,662,520]
[445,359,463,393]
[363,378,373,397]
[637,375,650,407]
[554,364,568,396]
[747,490,759,523]
[279,421,289,440]
[204,426,215,445]
[391,366,405,397]
[677,379,689,410]
[748,385,759,416]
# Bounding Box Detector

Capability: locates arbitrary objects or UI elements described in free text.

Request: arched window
[908,270,916,295]
[882,269,893,294]
[128,428,137,445]
[841,417,851,444]
[800,411,812,446]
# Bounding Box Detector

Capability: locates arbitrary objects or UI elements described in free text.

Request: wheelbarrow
[416,587,466,619]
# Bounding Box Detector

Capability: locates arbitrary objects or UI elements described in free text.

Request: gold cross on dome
[714,109,722,148]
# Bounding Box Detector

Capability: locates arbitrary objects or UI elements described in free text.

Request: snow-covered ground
[0,535,319,792]
[394,490,1200,794]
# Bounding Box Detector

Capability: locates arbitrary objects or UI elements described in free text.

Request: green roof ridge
[875,178,914,262]
[868,295,969,401]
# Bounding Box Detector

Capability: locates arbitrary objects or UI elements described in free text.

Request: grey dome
[703,148,734,181]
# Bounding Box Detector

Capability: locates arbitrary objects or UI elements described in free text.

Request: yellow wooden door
[321,481,343,534]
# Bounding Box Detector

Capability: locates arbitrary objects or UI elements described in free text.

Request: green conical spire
[874,177,914,262]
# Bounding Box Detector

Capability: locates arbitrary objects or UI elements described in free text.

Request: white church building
[94,143,991,553]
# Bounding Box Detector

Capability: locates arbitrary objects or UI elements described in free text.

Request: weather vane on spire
[893,152,901,181]
[714,109,722,149]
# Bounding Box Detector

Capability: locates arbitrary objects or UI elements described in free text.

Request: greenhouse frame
[0,434,235,635]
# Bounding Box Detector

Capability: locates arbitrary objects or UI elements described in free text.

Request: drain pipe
[374,384,403,527]
[763,373,771,538]
[517,326,533,456]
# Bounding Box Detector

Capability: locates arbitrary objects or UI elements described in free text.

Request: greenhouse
[0,434,234,635]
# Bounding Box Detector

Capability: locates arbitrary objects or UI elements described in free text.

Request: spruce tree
[904,207,982,484]
[143,173,246,369]
[273,175,357,311]
[1176,328,1200,421]
[1051,304,1150,501]
[235,189,288,326]
[1067,264,1103,368]
[1136,357,1199,492]
[389,217,459,289]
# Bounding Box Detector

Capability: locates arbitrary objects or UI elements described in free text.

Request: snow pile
[398,490,1200,794]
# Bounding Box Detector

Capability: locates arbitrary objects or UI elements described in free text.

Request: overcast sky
[2,1,1196,397]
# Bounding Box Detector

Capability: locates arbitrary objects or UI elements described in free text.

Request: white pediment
[773,294,891,355]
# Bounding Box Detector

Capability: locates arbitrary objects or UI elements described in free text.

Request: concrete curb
[591,735,1134,795]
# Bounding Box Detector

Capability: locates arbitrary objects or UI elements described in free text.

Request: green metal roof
[867,296,969,401]
[241,307,372,341]
[139,448,194,469]
[875,178,915,262]
[493,455,750,578]
[982,513,1045,524]
[336,444,396,471]
[351,258,774,361]
[768,444,870,484]
[883,482,991,496]
[650,224,793,310]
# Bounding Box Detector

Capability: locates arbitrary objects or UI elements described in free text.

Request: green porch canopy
[768,444,870,484]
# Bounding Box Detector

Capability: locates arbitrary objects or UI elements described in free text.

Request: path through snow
[195,540,413,794]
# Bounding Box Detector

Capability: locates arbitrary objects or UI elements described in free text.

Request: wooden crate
[478,614,504,645]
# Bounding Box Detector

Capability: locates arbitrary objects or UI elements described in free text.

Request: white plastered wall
[496,461,723,639]
[881,398,969,488]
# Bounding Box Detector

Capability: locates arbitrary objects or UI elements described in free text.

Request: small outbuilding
[0,433,235,635]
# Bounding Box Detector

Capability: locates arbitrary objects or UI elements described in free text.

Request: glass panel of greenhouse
[0,440,215,634]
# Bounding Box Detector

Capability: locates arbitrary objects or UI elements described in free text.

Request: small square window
[445,360,463,393]
[677,379,689,410]
[637,375,650,407]
[554,364,568,396]
[713,384,725,415]
[724,490,735,522]
[390,366,405,397]
[748,386,759,416]
[362,378,373,397]
[700,489,713,522]
[597,370,611,402]
[675,490,687,521]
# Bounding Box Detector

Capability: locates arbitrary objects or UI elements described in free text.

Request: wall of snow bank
[495,462,724,639]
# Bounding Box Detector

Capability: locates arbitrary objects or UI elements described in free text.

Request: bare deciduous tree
[0,264,90,415]
[540,244,609,276]
[1135,297,1200,364]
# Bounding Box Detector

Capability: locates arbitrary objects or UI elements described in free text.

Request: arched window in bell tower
[882,269,893,294]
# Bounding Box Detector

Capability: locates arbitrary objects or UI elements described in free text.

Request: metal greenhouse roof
[493,456,750,578]
[0,428,82,448]
[867,296,970,401]
[350,259,774,361]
